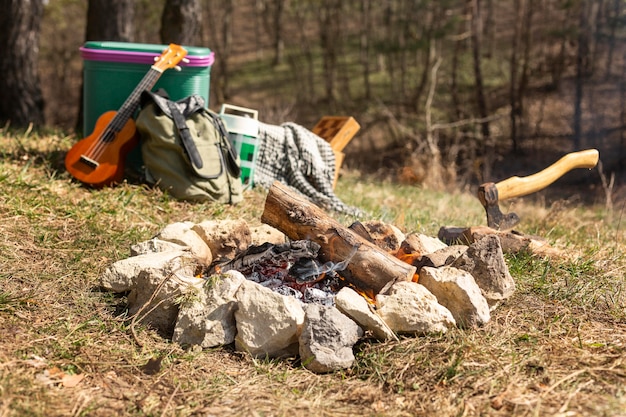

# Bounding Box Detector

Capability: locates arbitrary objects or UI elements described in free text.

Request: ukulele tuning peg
[182,57,190,64]
[174,66,182,71]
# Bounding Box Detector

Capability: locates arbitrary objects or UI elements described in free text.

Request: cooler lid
[81,41,213,67]
[219,104,259,136]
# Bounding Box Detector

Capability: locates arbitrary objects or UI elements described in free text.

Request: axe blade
[487,206,520,230]
[478,182,520,230]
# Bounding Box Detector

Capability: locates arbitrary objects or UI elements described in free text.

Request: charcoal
[210,240,344,305]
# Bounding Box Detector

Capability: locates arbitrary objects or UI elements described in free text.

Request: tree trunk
[270,0,286,66]
[85,0,133,41]
[574,0,589,149]
[205,0,233,103]
[469,0,491,175]
[484,0,495,58]
[513,0,534,148]
[605,0,621,78]
[318,0,343,105]
[424,49,445,190]
[160,0,202,45]
[258,0,286,66]
[291,3,316,102]
[619,51,626,151]
[359,0,372,100]
[509,0,521,153]
[0,0,45,128]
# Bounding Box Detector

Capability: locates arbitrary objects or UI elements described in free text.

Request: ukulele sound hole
[79,155,100,169]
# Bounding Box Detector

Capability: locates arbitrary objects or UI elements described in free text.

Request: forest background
[2,0,625,197]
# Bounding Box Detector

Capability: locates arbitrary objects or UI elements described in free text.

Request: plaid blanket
[253,121,360,215]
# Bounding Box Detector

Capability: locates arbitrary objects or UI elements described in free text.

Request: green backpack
[135,91,243,204]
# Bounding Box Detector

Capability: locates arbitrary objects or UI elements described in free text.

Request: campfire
[100,182,517,373]
[214,239,349,306]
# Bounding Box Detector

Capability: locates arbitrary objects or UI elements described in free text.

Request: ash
[213,240,347,306]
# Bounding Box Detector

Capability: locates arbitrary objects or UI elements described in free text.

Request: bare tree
[574,0,590,149]
[257,0,287,66]
[204,0,234,103]
[290,1,316,102]
[484,0,495,57]
[605,0,622,78]
[504,0,533,152]
[85,0,134,41]
[359,0,373,100]
[318,0,344,105]
[0,0,45,128]
[160,0,202,45]
[468,0,491,177]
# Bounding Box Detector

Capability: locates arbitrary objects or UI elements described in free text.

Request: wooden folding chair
[311,116,360,189]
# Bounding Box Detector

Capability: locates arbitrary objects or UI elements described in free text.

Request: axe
[477,149,599,230]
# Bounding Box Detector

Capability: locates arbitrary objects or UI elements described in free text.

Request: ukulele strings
[81,84,141,161]
[83,119,121,161]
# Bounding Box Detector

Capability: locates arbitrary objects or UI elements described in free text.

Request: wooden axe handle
[496,149,599,201]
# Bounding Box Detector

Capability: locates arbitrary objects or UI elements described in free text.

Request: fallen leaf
[372,400,387,413]
[62,373,85,388]
[48,367,65,379]
[490,392,506,410]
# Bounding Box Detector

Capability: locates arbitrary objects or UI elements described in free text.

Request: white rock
[99,251,203,335]
[192,219,251,261]
[157,221,212,265]
[416,245,468,269]
[376,281,456,334]
[335,287,398,341]
[451,234,516,307]
[99,250,198,293]
[234,280,305,358]
[130,237,190,256]
[400,232,448,256]
[249,224,287,246]
[419,266,490,327]
[299,304,363,373]
[173,270,246,348]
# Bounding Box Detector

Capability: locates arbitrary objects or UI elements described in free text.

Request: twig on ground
[128,274,176,348]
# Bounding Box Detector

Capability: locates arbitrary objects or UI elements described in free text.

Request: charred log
[261,181,416,295]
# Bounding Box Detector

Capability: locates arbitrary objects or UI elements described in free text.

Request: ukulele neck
[108,66,164,133]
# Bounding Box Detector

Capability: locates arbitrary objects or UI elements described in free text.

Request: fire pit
[99,182,516,373]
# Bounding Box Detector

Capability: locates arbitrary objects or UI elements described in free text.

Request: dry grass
[1,128,625,417]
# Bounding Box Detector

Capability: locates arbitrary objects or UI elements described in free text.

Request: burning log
[261,181,416,295]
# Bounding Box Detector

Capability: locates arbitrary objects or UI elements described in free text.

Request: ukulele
[65,44,188,187]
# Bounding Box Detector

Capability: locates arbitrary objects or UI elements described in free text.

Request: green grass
[1,127,625,416]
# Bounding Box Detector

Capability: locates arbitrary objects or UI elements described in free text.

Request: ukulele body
[65,111,138,188]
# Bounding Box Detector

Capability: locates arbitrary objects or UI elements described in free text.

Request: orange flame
[355,287,376,305]
[394,247,421,283]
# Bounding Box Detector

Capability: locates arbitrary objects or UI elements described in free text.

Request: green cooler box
[80,41,213,135]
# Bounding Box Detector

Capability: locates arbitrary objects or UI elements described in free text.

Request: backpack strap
[140,90,205,170]
[205,109,242,178]
[166,100,204,170]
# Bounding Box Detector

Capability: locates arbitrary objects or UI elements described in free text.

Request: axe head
[477,182,520,230]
